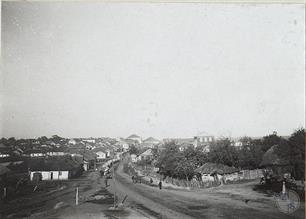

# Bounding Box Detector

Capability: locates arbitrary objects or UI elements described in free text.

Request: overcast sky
[1,3,305,139]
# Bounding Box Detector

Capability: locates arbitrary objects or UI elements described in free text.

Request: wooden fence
[130,165,264,189]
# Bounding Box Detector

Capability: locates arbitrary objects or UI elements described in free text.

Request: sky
[1,3,305,139]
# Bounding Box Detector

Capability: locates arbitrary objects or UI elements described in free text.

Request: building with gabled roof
[28,157,83,181]
[127,134,142,144]
[142,137,160,148]
[91,148,107,160]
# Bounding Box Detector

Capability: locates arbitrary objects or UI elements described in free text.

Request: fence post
[75,187,79,206]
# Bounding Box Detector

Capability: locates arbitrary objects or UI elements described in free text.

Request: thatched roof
[194,162,238,175]
[260,145,289,167]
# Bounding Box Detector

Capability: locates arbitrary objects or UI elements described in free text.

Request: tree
[38,136,48,143]
[261,132,282,152]
[0,138,7,145]
[275,128,305,180]
[207,138,238,167]
[237,142,264,170]
[51,135,64,144]
[175,157,196,180]
[156,141,181,178]
[129,145,139,155]
[7,137,16,146]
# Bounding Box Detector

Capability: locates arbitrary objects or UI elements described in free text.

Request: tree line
[151,128,304,181]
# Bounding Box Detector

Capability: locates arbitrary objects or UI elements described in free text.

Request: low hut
[195,162,239,184]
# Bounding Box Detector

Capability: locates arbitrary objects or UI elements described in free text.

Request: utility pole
[3,187,6,198]
[75,187,79,205]
[113,148,116,208]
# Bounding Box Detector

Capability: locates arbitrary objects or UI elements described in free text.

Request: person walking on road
[104,177,108,187]
[158,181,162,190]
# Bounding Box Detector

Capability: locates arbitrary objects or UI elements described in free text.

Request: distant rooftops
[143,137,159,142]
[127,134,141,139]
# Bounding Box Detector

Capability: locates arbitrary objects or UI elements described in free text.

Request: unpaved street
[109,160,304,219]
[1,160,303,219]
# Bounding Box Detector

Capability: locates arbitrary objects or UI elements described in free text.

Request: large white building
[193,134,215,149]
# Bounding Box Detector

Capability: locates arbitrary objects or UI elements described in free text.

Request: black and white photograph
[1,1,305,218]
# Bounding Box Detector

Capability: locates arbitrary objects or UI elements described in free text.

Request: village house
[82,138,96,144]
[194,162,239,184]
[130,154,138,163]
[138,149,154,161]
[65,148,97,171]
[85,143,96,150]
[24,149,46,157]
[178,143,194,152]
[68,139,77,145]
[92,148,107,160]
[0,148,11,158]
[119,140,129,152]
[28,157,83,181]
[46,148,66,156]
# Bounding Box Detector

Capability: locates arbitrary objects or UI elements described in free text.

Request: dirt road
[0,161,303,219]
[0,167,147,219]
[109,161,304,219]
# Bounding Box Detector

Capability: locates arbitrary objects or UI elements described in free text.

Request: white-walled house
[91,148,107,160]
[29,157,82,181]
[30,170,69,181]
[120,141,129,152]
[96,151,106,159]
[46,148,66,156]
[24,149,46,157]
[130,154,138,163]
[83,139,96,144]
[138,149,153,161]
[0,150,10,158]
[68,139,77,145]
